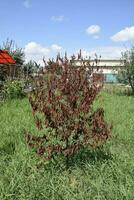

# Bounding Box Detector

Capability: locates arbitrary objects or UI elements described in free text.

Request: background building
[71,59,124,83]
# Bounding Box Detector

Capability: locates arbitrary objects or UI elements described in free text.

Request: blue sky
[0,0,134,64]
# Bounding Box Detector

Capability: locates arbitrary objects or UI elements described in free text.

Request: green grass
[0,92,134,200]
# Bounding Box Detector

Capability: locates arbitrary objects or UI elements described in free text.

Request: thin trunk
[132,86,134,95]
[128,77,134,95]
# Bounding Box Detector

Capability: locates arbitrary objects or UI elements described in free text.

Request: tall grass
[0,92,134,200]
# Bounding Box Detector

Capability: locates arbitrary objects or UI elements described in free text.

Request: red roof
[0,50,16,64]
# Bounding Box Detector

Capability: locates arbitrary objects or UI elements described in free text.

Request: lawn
[0,92,134,200]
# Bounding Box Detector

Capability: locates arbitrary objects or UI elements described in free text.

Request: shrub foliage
[3,80,23,99]
[26,53,111,162]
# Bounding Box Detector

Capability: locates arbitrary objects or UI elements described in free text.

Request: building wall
[72,59,123,83]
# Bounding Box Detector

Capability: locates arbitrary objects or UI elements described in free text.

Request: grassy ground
[0,92,134,200]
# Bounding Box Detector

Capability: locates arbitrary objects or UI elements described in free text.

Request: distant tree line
[1,39,134,95]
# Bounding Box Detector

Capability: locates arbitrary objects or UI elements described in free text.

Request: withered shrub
[25,53,111,163]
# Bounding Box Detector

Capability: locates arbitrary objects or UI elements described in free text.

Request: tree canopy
[118,46,134,94]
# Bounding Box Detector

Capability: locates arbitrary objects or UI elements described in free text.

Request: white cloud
[51,15,65,22]
[24,42,63,66]
[24,41,126,67]
[24,42,50,65]
[25,42,50,56]
[23,0,31,8]
[78,46,125,59]
[51,44,62,51]
[111,26,134,42]
[86,25,100,35]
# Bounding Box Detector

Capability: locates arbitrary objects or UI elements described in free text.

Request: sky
[0,0,134,65]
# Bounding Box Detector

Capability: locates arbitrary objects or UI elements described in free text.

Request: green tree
[23,60,40,78]
[118,46,134,94]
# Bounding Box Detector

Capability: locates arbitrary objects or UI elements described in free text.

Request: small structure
[0,50,21,81]
[0,50,16,64]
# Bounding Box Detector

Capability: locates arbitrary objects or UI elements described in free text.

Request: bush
[3,80,23,99]
[26,54,111,165]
